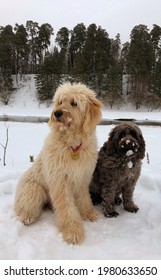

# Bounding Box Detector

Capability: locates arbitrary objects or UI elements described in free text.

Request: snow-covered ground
[0,76,161,260]
[0,122,161,260]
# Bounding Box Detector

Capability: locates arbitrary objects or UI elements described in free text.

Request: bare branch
[0,124,9,166]
[0,143,5,149]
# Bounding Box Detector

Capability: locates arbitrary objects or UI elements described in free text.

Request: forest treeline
[0,20,161,109]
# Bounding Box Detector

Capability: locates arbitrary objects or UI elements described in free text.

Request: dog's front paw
[80,208,98,221]
[86,208,99,221]
[104,210,119,218]
[62,222,85,244]
[124,203,139,213]
[17,211,36,225]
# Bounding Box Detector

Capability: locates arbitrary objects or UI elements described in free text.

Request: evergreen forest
[0,20,161,109]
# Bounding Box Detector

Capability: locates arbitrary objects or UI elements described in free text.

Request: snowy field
[0,76,161,260]
[0,121,161,260]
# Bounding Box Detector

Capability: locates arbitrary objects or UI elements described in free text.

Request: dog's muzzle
[119,135,139,155]
[53,109,72,127]
[54,110,63,121]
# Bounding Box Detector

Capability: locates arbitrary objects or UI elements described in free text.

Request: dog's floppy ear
[138,133,146,159]
[104,128,118,155]
[134,125,146,160]
[83,95,102,132]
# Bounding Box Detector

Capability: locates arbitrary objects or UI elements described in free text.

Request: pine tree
[150,25,161,95]
[0,25,15,73]
[94,26,111,95]
[0,70,13,105]
[37,23,54,65]
[70,23,86,70]
[105,33,122,99]
[14,23,29,79]
[126,25,152,109]
[55,27,70,74]
[26,20,39,73]
[35,49,62,102]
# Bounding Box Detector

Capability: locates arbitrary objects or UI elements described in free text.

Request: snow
[126,150,134,156]
[127,161,133,168]
[0,76,161,260]
[0,75,53,117]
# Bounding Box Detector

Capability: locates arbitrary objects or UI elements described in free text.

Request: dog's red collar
[70,142,82,152]
[69,142,82,160]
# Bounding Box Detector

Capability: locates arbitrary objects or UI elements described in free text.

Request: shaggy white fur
[14,83,102,244]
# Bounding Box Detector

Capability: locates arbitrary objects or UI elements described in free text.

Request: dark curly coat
[90,122,145,217]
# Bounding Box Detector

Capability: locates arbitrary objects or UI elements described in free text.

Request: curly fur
[90,122,145,217]
[14,82,102,244]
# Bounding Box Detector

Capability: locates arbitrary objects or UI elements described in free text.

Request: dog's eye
[71,101,77,106]
[58,101,62,105]
[119,132,125,140]
[130,130,137,138]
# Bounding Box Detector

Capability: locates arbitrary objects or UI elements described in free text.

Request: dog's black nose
[54,110,63,119]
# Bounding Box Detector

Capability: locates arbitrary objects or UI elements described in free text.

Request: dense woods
[0,20,161,109]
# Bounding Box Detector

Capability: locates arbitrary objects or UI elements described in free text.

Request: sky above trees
[0,0,161,44]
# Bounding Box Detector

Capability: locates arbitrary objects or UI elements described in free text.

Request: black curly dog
[90,122,145,217]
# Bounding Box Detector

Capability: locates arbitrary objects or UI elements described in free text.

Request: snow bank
[0,123,161,259]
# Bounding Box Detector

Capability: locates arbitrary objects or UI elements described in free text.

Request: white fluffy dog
[14,83,102,244]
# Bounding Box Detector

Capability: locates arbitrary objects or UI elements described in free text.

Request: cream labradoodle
[14,82,102,244]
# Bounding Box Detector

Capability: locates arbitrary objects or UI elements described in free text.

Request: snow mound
[0,124,161,259]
